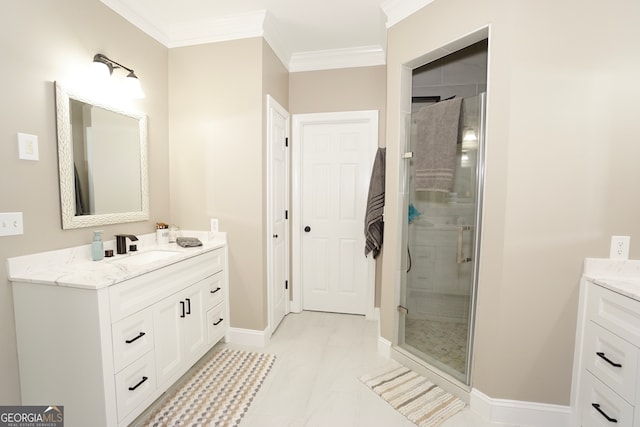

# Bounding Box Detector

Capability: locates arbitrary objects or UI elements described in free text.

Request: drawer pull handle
[125,332,146,344]
[592,403,618,423]
[596,352,622,368]
[210,287,221,294]
[213,318,223,326]
[186,298,191,315]
[128,376,149,391]
[180,301,186,318]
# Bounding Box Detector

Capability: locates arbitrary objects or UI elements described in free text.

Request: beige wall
[169,38,267,330]
[262,40,290,110]
[169,38,289,331]
[0,1,169,404]
[381,0,640,405]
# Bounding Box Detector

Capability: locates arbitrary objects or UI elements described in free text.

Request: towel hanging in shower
[364,147,385,258]
[414,97,462,192]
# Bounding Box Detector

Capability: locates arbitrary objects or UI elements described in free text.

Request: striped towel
[364,147,385,258]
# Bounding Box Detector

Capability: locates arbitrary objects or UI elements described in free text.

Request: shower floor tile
[404,317,469,375]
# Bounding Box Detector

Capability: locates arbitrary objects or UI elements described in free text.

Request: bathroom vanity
[7,232,229,427]
[571,258,640,426]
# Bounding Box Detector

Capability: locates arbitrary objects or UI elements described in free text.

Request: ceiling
[100,0,434,71]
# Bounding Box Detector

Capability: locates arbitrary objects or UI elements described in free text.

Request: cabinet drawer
[115,351,156,422]
[207,305,226,345]
[112,307,154,373]
[579,371,633,426]
[584,321,638,402]
[587,282,640,346]
[204,270,225,310]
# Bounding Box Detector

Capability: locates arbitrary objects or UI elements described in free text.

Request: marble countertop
[6,231,226,290]
[583,257,640,302]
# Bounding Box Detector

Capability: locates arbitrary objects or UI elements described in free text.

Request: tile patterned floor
[219,311,510,427]
[404,317,468,376]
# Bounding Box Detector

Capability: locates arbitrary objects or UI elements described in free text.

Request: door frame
[266,94,290,337]
[291,110,378,319]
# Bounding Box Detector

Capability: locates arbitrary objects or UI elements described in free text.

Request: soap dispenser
[92,230,104,261]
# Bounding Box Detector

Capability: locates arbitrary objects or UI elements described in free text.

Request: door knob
[273,234,278,238]
[304,226,311,232]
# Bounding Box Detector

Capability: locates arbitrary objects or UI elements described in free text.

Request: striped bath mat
[142,348,276,426]
[360,363,465,427]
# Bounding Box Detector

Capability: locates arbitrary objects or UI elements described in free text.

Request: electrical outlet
[0,212,24,237]
[210,218,219,232]
[610,235,630,260]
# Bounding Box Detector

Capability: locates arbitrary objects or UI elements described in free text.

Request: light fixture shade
[124,72,145,99]
[91,60,112,83]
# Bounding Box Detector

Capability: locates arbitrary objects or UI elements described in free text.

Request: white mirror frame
[55,82,149,229]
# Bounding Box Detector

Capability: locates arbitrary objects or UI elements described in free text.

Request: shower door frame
[403,92,485,381]
[390,31,489,395]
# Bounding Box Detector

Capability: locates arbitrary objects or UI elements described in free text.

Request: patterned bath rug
[360,363,465,427]
[142,348,276,427]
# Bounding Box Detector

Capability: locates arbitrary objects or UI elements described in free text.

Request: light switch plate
[18,133,39,161]
[0,212,24,237]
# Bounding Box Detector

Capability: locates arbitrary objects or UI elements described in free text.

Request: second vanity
[571,258,640,426]
[7,232,229,427]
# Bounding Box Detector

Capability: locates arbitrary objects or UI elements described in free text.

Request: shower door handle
[457,225,472,264]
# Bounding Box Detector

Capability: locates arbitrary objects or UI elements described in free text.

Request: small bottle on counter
[92,230,104,261]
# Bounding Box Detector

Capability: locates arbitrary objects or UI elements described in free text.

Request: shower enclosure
[398,93,486,386]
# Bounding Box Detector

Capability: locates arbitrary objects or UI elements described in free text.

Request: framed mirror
[55,82,149,229]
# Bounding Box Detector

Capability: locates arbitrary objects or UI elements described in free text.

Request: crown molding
[262,12,293,71]
[101,0,390,71]
[166,10,266,48]
[288,45,386,73]
[381,0,436,28]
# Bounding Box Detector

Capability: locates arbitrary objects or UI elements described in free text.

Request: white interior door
[267,95,290,335]
[293,111,378,315]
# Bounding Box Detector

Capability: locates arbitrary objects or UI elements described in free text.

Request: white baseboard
[382,339,571,426]
[470,388,571,427]
[226,327,270,348]
[377,336,392,358]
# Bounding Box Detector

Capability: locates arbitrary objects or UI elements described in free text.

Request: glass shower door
[399,93,485,385]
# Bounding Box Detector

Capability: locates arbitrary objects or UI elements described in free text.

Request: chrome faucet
[115,234,139,255]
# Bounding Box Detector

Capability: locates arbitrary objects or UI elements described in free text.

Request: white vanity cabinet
[10,237,228,427]
[571,260,640,427]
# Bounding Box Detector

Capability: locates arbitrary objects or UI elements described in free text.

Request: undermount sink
[110,250,181,266]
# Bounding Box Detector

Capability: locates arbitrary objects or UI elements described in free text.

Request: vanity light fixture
[91,53,145,99]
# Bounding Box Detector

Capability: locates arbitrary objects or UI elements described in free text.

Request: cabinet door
[153,294,183,387]
[182,283,207,364]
